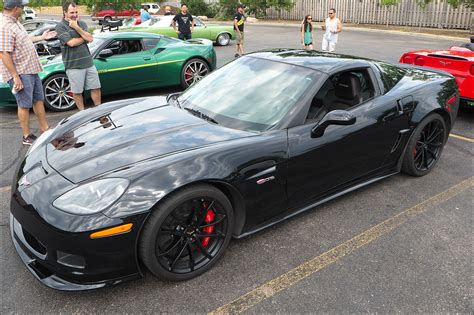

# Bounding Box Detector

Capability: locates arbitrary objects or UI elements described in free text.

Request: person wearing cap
[0,0,56,145]
[140,5,151,23]
[56,1,101,111]
[233,4,245,58]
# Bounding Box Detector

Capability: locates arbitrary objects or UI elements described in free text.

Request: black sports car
[10,50,459,290]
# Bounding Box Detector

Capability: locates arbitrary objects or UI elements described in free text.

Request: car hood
[45,96,255,183]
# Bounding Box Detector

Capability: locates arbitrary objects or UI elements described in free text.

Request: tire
[43,74,76,112]
[402,113,447,176]
[216,33,231,46]
[180,58,210,89]
[139,184,234,281]
[104,16,112,23]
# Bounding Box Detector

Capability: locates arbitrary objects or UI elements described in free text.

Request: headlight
[53,178,129,215]
[27,128,54,154]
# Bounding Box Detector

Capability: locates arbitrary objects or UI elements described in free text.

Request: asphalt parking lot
[0,20,473,313]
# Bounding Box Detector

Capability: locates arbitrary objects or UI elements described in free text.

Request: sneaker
[22,134,37,145]
[234,53,240,58]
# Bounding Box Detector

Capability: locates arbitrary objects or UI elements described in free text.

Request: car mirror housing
[98,49,114,59]
[311,110,356,138]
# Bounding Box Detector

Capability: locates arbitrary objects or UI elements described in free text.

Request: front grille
[22,228,47,256]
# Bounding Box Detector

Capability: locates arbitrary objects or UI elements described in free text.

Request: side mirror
[311,110,356,138]
[98,49,113,59]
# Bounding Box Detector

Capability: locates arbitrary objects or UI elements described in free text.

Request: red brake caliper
[201,202,215,248]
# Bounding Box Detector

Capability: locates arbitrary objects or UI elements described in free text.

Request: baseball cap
[4,0,29,9]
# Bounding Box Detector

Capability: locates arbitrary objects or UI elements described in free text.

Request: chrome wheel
[181,59,210,88]
[43,74,76,111]
[216,33,230,46]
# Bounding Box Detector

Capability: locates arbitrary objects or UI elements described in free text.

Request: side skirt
[234,171,399,239]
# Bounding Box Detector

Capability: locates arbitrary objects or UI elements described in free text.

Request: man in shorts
[0,0,56,145]
[234,4,245,58]
[56,1,101,110]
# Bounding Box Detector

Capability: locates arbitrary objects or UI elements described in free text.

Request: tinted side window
[106,39,143,55]
[143,38,160,50]
[374,62,406,94]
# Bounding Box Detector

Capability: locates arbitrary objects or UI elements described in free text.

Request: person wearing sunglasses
[300,15,314,50]
[321,8,342,52]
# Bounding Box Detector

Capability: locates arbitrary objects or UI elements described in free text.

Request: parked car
[10,49,459,290]
[22,19,58,33]
[0,32,216,111]
[28,23,61,56]
[23,6,37,20]
[91,7,140,24]
[141,2,160,14]
[400,39,474,107]
[128,15,236,46]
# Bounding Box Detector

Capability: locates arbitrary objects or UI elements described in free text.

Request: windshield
[88,38,107,54]
[179,56,320,132]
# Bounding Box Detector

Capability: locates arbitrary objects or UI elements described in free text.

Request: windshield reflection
[180,57,320,132]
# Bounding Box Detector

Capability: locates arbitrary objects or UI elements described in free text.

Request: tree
[241,0,269,18]
[81,0,142,16]
[267,0,294,19]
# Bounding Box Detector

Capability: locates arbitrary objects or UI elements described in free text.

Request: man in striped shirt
[0,0,56,145]
[56,1,101,111]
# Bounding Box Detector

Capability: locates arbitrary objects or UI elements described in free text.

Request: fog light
[57,251,86,269]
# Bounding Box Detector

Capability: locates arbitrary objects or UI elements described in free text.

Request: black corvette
[10,50,459,290]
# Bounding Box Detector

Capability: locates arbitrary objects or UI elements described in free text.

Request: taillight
[470,65,474,75]
[446,95,457,112]
[415,57,425,66]
[402,55,413,64]
[447,95,456,105]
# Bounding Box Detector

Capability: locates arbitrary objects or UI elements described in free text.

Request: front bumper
[10,184,147,291]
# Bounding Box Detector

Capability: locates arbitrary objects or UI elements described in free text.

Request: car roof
[95,32,163,40]
[248,49,375,74]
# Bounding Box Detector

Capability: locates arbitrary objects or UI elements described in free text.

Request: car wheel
[402,113,447,176]
[104,16,112,23]
[139,184,234,281]
[43,74,76,112]
[216,33,231,46]
[181,58,210,89]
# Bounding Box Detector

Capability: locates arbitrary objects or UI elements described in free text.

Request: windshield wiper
[184,107,219,124]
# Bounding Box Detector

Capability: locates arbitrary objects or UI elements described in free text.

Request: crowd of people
[0,0,341,145]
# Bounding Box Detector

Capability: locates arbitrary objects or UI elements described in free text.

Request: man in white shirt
[321,8,342,52]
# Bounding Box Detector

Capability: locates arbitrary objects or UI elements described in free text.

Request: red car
[91,8,140,24]
[400,39,474,107]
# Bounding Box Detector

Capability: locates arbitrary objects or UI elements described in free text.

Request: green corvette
[0,32,216,111]
[128,16,236,46]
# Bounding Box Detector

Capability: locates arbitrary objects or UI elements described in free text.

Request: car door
[286,67,410,210]
[94,39,157,94]
[192,17,210,39]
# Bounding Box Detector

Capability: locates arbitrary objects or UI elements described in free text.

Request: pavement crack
[0,147,25,176]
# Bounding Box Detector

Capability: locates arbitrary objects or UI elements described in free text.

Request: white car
[141,2,160,14]
[23,6,37,20]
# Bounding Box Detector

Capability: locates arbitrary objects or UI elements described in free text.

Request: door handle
[143,57,151,61]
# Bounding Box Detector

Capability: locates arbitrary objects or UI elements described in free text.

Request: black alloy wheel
[180,58,210,89]
[139,184,234,281]
[402,113,447,176]
[43,74,76,111]
[216,33,231,46]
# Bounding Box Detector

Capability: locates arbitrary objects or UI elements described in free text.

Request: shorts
[65,66,101,94]
[8,74,44,109]
[322,37,336,52]
[178,33,192,40]
[237,32,244,45]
